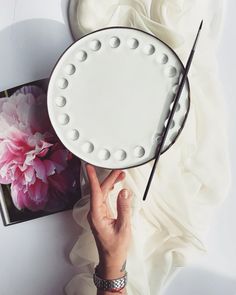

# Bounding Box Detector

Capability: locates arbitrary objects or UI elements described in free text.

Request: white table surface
[0,1,235,295]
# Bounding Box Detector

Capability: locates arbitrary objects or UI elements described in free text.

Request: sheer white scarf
[65,0,231,294]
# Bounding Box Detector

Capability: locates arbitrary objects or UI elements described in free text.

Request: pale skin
[85,163,133,295]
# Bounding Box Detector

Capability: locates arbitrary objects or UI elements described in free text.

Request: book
[0,78,82,226]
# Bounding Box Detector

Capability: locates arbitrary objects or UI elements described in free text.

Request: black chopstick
[142,20,203,201]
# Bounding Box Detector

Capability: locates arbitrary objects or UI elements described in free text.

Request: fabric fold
[65,0,231,294]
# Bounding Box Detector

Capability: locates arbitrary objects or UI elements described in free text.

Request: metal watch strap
[93,266,127,293]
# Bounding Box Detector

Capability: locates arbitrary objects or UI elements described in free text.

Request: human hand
[86,163,133,279]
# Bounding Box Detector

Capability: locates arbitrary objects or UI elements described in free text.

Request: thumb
[117,189,132,227]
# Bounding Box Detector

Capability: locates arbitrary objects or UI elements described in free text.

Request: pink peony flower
[0,85,80,212]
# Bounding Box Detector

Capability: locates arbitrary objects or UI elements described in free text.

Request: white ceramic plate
[47,27,190,169]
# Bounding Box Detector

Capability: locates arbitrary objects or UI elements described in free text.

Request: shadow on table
[0,18,73,91]
[60,209,83,265]
[164,266,236,295]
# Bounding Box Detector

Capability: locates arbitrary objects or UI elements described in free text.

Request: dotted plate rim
[47,26,191,170]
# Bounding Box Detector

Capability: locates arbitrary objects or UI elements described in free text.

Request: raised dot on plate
[169,93,176,102]
[114,149,127,161]
[165,105,171,118]
[143,44,155,55]
[109,37,120,48]
[169,99,180,112]
[57,78,68,89]
[170,120,175,129]
[127,38,139,49]
[82,141,94,153]
[165,66,177,78]
[55,96,66,107]
[76,50,87,61]
[58,113,70,125]
[172,84,179,94]
[164,118,175,128]
[90,39,101,51]
[152,133,161,144]
[157,53,168,64]
[68,129,80,141]
[98,148,111,160]
[134,146,145,158]
[169,100,174,110]
[65,64,76,75]
[175,103,181,112]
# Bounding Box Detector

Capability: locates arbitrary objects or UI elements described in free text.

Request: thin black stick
[143,20,203,201]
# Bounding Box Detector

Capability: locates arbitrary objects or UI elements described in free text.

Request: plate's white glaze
[47,27,190,169]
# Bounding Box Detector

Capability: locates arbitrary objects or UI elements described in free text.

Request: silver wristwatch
[93,265,128,293]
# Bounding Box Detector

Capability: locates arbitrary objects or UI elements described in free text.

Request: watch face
[48,26,190,170]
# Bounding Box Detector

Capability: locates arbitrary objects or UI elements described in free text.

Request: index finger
[85,163,103,212]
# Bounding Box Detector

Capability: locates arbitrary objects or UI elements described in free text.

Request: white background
[0,1,235,294]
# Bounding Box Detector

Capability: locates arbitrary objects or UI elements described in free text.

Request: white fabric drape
[65,0,231,294]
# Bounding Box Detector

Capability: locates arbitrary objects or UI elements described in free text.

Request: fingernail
[122,189,129,199]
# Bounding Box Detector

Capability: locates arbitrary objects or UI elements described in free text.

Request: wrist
[96,260,127,280]
[98,252,127,267]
